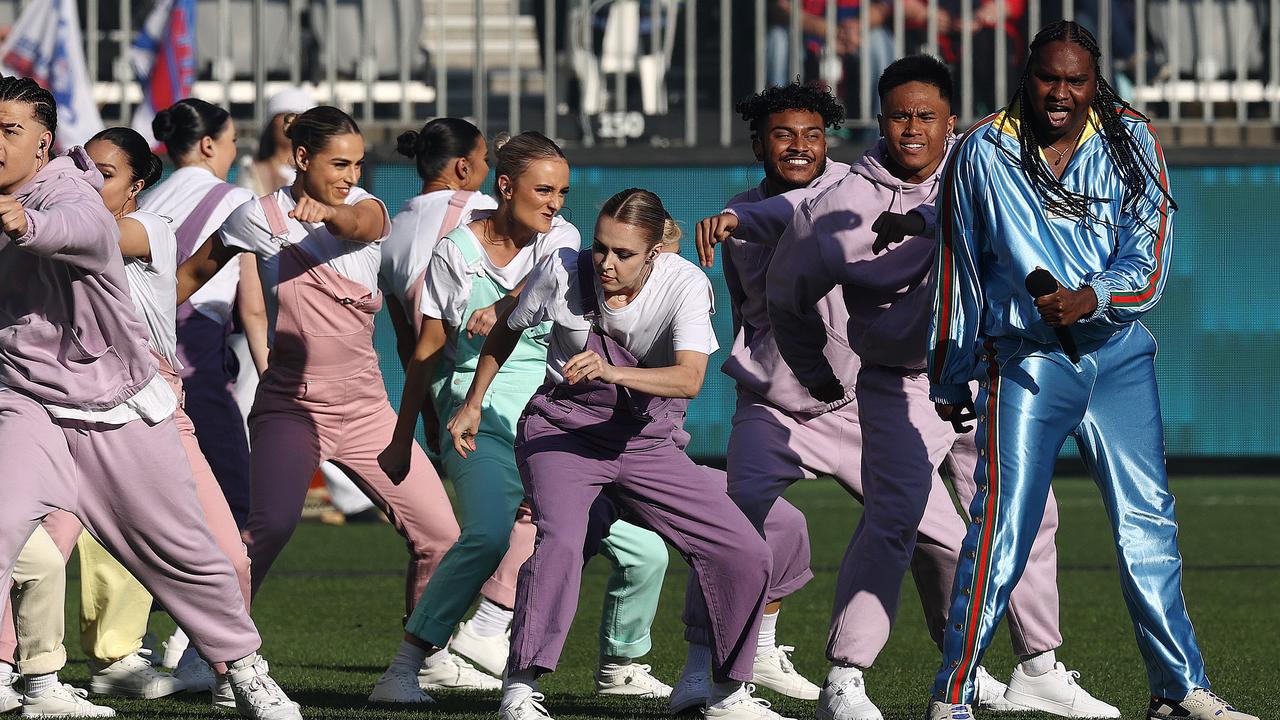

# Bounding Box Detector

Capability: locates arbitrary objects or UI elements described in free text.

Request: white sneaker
[368,664,434,703]
[595,663,672,698]
[927,702,975,720]
[500,691,553,720]
[668,671,710,713]
[226,655,302,720]
[21,684,116,718]
[2,671,21,713]
[160,629,189,670]
[174,654,215,693]
[975,666,1020,712]
[418,652,500,691]
[704,684,795,720]
[213,674,235,711]
[450,620,509,678]
[88,651,185,699]
[751,646,820,701]
[817,669,882,720]
[1004,663,1119,718]
[1148,689,1260,720]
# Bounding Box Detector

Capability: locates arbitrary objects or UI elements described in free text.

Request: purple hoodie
[719,158,857,416]
[0,148,157,410]
[766,138,952,391]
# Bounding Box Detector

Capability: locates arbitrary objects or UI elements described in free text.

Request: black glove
[948,399,978,434]
[807,378,846,403]
[871,210,927,254]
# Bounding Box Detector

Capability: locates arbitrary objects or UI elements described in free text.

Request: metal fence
[5,0,1277,147]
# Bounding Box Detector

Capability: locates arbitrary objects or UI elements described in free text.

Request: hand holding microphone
[1025,267,1096,363]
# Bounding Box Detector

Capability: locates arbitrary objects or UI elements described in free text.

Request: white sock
[423,647,451,669]
[500,668,539,711]
[757,610,779,654]
[599,655,632,674]
[390,640,430,673]
[25,673,57,697]
[709,680,747,709]
[1018,649,1056,677]
[0,661,14,676]
[682,642,713,677]
[469,598,514,638]
[827,664,864,685]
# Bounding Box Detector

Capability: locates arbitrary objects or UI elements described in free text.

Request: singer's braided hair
[0,76,57,136]
[1000,21,1175,224]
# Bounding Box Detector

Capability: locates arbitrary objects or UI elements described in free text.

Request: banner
[0,0,105,150]
[130,0,198,148]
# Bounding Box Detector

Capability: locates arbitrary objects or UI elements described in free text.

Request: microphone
[1025,268,1080,363]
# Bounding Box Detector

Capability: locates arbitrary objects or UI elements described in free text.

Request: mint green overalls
[405,227,668,660]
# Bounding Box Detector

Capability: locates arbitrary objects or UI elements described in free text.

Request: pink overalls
[240,199,459,615]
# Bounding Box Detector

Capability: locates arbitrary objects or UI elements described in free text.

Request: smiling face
[86,139,142,217]
[878,81,956,184]
[1027,39,1097,144]
[593,215,657,295]
[755,109,827,196]
[295,132,365,205]
[500,157,569,235]
[0,100,53,194]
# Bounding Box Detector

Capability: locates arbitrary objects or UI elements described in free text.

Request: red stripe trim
[947,348,1001,702]
[1112,130,1170,306]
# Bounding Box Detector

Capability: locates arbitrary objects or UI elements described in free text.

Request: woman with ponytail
[372,132,673,704]
[175,106,461,663]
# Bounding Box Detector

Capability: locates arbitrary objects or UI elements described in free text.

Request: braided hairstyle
[0,76,57,138]
[1002,21,1175,226]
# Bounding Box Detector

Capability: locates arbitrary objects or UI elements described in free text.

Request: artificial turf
[56,476,1278,719]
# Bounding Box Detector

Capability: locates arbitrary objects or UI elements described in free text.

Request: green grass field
[56,476,1278,720]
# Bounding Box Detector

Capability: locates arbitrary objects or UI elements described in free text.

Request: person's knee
[614,531,669,583]
[455,518,514,562]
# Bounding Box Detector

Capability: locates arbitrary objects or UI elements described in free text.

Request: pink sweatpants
[727,385,1061,668]
[243,365,460,616]
[481,504,535,608]
[0,390,261,665]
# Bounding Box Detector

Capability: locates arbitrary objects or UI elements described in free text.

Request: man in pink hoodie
[760,57,1112,719]
[0,76,299,720]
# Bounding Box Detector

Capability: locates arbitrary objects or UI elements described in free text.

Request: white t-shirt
[218,186,391,344]
[121,210,180,368]
[420,213,581,328]
[378,190,499,309]
[139,166,257,325]
[509,248,718,384]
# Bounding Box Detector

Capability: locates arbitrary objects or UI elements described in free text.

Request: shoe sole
[752,683,819,701]
[87,681,184,700]
[419,682,502,692]
[816,699,883,720]
[448,647,506,678]
[1003,689,1119,719]
[597,685,671,698]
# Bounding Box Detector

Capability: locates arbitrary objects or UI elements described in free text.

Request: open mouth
[335,186,351,196]
[782,156,812,167]
[900,142,925,154]
[1046,109,1070,128]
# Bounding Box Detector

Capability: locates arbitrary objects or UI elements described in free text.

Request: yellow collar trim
[993,103,1101,159]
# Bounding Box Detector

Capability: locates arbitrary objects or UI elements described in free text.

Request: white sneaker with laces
[817,669,882,720]
[927,702,974,720]
[2,671,21,713]
[595,663,672,698]
[369,664,435,703]
[174,654,215,693]
[668,671,710,713]
[418,652,500,691]
[751,646,820,701]
[21,684,116,718]
[975,666,1020,712]
[500,691,553,720]
[226,655,302,720]
[450,619,509,678]
[1003,662,1119,718]
[88,651,185,698]
[704,684,796,720]
[1148,688,1260,720]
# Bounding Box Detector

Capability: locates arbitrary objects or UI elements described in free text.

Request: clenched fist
[0,195,30,240]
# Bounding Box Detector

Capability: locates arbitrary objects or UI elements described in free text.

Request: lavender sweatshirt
[767,139,952,391]
[0,148,157,410]
[719,158,858,416]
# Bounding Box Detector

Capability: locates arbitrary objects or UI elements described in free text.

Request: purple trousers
[724,381,1061,668]
[510,393,771,683]
[0,390,261,664]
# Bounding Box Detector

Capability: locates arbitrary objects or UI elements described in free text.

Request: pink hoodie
[766,138,952,391]
[0,148,157,410]
[719,158,858,417]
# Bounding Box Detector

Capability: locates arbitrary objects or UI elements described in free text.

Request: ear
[751,137,764,162]
[497,173,513,199]
[946,114,957,135]
[294,145,310,172]
[200,135,217,158]
[455,156,470,182]
[37,130,53,157]
[876,113,887,139]
[129,179,145,198]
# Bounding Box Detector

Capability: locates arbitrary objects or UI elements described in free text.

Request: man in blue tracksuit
[925,21,1258,720]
